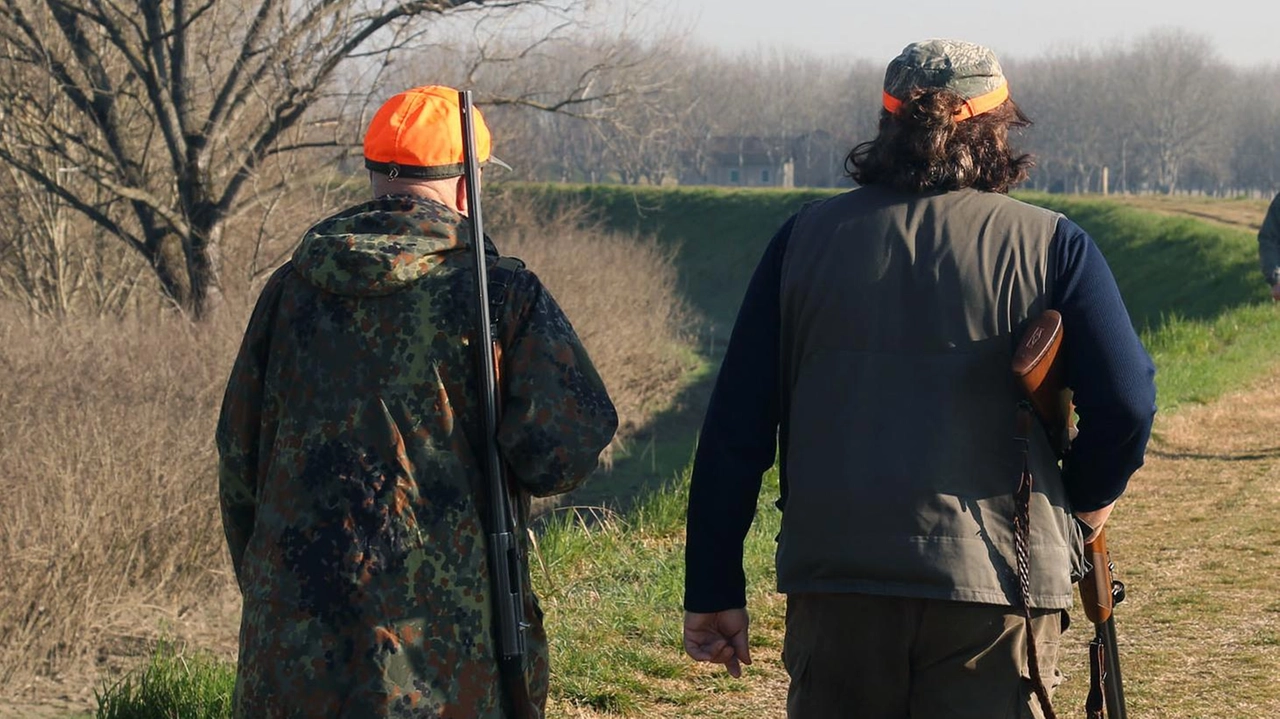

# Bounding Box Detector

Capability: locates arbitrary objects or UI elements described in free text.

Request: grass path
[1107,194,1272,233]
[545,360,1280,719]
[1081,364,1280,718]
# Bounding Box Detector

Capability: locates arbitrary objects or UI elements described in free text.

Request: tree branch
[0,146,146,257]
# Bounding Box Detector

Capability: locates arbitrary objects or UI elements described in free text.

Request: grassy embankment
[96,187,1280,718]
[502,185,840,510]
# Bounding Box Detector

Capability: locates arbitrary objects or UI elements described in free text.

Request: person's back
[218,86,618,719]
[778,186,1078,607]
[682,40,1156,719]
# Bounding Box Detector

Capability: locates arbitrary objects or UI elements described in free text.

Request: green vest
[777,186,1085,609]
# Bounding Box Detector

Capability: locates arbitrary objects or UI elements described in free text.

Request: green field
[91,187,1280,718]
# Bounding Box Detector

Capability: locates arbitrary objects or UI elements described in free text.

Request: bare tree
[1229,66,1280,192]
[384,3,688,186]
[1016,51,1113,193]
[0,158,147,317]
[1115,29,1232,194]
[0,56,148,316]
[0,0,603,320]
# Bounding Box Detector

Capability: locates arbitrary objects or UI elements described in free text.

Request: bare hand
[683,609,752,678]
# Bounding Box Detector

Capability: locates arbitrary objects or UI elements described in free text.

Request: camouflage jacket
[216,195,618,718]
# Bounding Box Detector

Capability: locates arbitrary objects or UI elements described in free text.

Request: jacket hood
[292,196,469,296]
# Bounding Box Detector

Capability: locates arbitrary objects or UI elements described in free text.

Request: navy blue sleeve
[1050,217,1158,511]
[1258,194,1280,285]
[683,215,794,613]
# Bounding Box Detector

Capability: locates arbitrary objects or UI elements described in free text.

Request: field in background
[3,188,1279,717]
[496,184,840,339]
[1108,194,1272,233]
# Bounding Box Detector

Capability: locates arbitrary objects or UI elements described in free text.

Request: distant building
[683,132,850,188]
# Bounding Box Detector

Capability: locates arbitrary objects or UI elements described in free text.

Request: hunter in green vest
[682,39,1156,719]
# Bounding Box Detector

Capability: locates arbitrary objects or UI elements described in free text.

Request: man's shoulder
[924,190,1064,233]
[788,187,883,231]
[245,261,299,315]
[999,191,1057,211]
[491,254,549,298]
[489,255,527,284]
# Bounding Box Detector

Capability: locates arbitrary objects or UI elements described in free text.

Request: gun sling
[1013,403,1059,719]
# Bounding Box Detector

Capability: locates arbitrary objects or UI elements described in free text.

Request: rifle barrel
[458,94,501,536]
[1102,618,1126,719]
[459,90,531,718]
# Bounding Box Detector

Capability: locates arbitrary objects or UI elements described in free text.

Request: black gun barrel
[459,89,533,719]
[1102,618,1126,719]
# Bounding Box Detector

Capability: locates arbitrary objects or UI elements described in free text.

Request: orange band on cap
[956,82,1009,120]
[882,81,1010,121]
[882,90,904,116]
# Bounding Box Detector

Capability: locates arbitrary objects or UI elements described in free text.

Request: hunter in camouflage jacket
[216,195,618,718]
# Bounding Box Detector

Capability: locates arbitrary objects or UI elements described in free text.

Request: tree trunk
[186,222,225,321]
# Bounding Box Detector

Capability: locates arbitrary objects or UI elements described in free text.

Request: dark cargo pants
[783,593,1065,719]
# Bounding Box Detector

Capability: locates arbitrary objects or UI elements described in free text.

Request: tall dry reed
[0,195,693,695]
[487,189,697,441]
[0,309,241,690]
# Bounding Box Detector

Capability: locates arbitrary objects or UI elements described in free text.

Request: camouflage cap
[882,39,1008,120]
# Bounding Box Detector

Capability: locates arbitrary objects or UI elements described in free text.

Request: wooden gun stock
[1011,309,1075,458]
[1079,528,1114,624]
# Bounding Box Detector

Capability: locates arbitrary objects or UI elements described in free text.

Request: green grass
[93,640,234,719]
[534,468,783,714]
[568,349,716,513]
[1140,304,1280,412]
[1018,192,1268,330]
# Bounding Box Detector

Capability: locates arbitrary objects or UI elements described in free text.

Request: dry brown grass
[0,309,242,701]
[0,194,694,706]
[486,189,697,444]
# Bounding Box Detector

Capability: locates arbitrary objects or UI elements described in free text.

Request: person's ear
[455,175,469,215]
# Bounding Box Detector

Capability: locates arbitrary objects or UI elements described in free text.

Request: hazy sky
[647,0,1280,68]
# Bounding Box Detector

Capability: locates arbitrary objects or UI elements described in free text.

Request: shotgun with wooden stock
[1013,309,1128,719]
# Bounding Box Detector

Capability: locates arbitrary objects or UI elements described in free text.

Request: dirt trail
[1108,194,1271,233]
[5,364,1280,718]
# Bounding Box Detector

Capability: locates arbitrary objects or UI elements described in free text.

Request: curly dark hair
[847,88,1035,194]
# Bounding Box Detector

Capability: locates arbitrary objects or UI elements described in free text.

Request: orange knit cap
[363,85,510,180]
